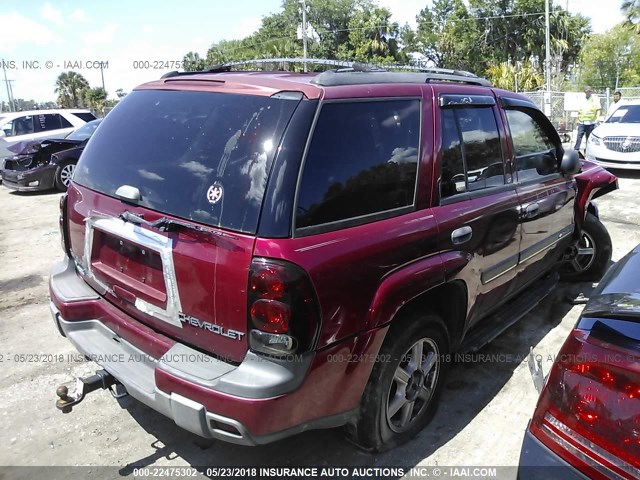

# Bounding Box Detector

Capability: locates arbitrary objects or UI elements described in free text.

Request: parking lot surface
[1,172,639,478]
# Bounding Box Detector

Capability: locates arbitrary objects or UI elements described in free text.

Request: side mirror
[560,149,581,175]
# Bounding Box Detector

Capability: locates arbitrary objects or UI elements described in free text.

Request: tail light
[530,328,640,479]
[59,193,71,255]
[247,258,320,357]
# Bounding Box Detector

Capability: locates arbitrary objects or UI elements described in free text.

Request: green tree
[623,0,640,33]
[337,5,404,64]
[578,23,640,89]
[54,71,89,108]
[115,88,126,98]
[486,60,543,91]
[412,0,482,70]
[83,87,108,115]
[183,51,206,71]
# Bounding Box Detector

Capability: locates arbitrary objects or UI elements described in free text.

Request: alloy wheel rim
[386,337,440,433]
[60,164,75,187]
[564,231,597,274]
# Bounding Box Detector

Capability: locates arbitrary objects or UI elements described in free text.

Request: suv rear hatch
[66,88,302,362]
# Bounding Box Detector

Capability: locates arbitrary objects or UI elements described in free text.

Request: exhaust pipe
[56,369,127,413]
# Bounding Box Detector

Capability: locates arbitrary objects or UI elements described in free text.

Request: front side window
[440,106,505,200]
[505,109,558,181]
[5,116,35,137]
[295,99,420,230]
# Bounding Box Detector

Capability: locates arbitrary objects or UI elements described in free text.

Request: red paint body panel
[50,292,175,360]
[138,72,323,100]
[253,209,440,348]
[66,183,254,363]
[574,160,619,228]
[154,326,388,435]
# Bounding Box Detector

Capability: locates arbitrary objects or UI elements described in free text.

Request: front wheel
[560,212,612,281]
[346,314,448,452]
[54,161,76,192]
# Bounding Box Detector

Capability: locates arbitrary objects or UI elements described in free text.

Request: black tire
[54,161,77,192]
[560,212,612,281]
[346,314,449,452]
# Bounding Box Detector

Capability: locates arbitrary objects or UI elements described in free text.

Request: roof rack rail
[310,70,491,87]
[221,58,383,71]
[385,65,481,78]
[159,58,491,87]
[159,58,384,79]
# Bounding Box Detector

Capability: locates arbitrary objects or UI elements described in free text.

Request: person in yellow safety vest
[574,86,601,151]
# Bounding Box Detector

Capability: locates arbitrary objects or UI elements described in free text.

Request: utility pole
[544,0,552,115]
[2,61,13,112]
[100,62,105,91]
[301,0,308,73]
[8,79,15,111]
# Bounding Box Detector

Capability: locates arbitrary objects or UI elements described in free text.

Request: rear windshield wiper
[119,211,238,239]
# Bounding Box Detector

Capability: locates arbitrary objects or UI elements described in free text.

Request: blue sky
[0,0,625,102]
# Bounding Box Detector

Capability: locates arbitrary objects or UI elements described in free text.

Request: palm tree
[54,71,89,108]
[622,0,640,33]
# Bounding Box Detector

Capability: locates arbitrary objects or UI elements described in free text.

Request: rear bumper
[50,257,383,445]
[1,164,57,191]
[518,428,588,479]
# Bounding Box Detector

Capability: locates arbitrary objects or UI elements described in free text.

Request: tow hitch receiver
[56,369,126,413]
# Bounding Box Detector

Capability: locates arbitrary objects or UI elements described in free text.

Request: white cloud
[69,10,88,23]
[42,2,63,27]
[561,0,624,34]
[232,17,262,39]
[0,12,63,52]
[87,23,118,45]
[142,25,154,34]
[377,0,423,28]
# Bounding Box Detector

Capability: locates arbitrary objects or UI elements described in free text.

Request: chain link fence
[520,91,583,142]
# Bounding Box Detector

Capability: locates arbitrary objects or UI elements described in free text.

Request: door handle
[451,226,473,245]
[525,203,540,219]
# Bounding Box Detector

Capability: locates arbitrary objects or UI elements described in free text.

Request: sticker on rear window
[207,182,224,204]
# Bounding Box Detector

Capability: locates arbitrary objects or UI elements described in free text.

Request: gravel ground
[1,171,639,479]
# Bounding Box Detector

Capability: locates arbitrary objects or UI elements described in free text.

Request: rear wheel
[560,212,611,281]
[346,314,448,452]
[55,161,76,192]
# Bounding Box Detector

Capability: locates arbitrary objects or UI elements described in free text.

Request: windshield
[66,119,102,141]
[73,89,300,234]
[606,105,640,124]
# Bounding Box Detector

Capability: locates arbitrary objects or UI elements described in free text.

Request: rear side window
[72,112,97,122]
[35,114,64,132]
[74,90,299,234]
[295,99,420,230]
[440,106,505,200]
[60,115,73,128]
[505,109,559,181]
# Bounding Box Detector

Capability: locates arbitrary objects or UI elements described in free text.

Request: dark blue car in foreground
[519,245,640,479]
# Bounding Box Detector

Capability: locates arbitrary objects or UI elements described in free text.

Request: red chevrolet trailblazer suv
[50,62,618,452]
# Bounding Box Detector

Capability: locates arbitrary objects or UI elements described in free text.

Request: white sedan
[585,100,640,170]
[0,109,96,160]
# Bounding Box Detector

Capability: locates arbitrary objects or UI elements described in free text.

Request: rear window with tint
[74,90,299,234]
[72,112,97,122]
[296,99,420,230]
